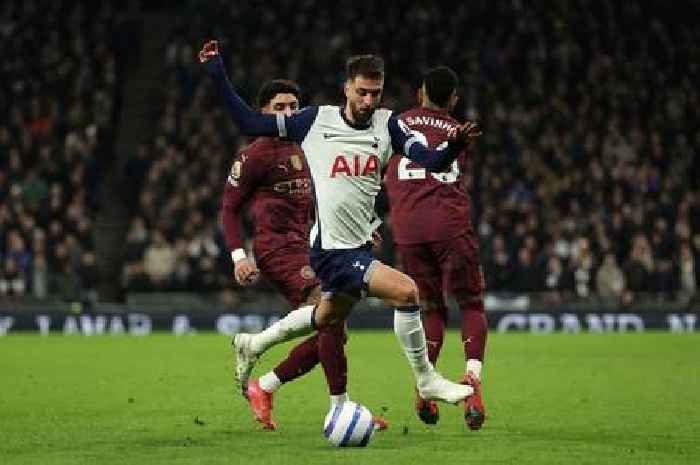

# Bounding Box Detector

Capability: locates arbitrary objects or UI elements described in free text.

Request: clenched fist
[198,40,219,64]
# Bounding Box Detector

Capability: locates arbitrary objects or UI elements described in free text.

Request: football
[323,401,375,447]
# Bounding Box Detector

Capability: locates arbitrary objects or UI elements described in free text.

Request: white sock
[250,305,315,354]
[330,393,349,408]
[393,307,433,379]
[258,371,282,393]
[466,359,483,379]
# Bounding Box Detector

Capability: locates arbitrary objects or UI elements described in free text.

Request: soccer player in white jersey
[199,40,483,420]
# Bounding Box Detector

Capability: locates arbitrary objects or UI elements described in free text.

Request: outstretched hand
[198,40,219,64]
[449,121,482,145]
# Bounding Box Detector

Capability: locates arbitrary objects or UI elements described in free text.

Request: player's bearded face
[345,76,383,125]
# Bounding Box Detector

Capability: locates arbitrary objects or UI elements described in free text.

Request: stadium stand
[0,1,127,302]
[2,1,697,306]
[120,1,698,306]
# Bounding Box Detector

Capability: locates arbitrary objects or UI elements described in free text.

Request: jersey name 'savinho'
[403,115,457,132]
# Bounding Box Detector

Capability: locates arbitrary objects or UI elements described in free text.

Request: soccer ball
[323,401,375,447]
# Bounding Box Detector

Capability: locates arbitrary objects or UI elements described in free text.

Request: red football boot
[246,379,276,431]
[461,372,486,430]
[415,391,440,425]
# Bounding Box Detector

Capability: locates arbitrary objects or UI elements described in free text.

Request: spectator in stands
[32,253,49,300]
[511,247,540,294]
[541,255,572,304]
[569,237,595,299]
[484,234,512,292]
[78,252,99,305]
[50,260,82,303]
[596,253,625,302]
[624,234,654,302]
[144,229,176,290]
[5,230,32,276]
[677,243,697,303]
[0,257,26,297]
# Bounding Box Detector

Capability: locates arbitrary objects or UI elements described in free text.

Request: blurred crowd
[0,1,123,301]
[8,1,695,305]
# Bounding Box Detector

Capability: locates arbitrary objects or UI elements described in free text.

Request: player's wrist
[204,54,224,73]
[231,248,247,263]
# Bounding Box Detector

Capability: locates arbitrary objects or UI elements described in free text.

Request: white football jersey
[206,56,462,251]
[296,106,394,249]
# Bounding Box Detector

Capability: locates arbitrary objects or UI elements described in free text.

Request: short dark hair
[422,66,459,108]
[256,79,302,109]
[345,54,385,81]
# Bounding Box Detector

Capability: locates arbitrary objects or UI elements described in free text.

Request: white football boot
[417,370,474,405]
[232,333,258,397]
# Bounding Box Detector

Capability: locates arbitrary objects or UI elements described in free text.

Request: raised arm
[199,40,316,143]
[387,116,481,172]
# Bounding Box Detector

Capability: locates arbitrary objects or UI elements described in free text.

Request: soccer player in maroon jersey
[384,66,487,430]
[221,80,349,431]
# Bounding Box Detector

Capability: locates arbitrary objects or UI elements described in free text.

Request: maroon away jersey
[221,137,312,260]
[384,107,472,245]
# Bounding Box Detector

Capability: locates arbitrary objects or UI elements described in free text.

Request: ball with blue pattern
[323,401,375,447]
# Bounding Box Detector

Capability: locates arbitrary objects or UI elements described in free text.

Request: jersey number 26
[397,137,459,184]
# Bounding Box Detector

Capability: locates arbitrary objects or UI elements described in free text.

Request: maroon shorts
[395,233,485,306]
[257,246,320,309]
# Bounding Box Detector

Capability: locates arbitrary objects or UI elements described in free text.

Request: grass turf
[1,332,699,464]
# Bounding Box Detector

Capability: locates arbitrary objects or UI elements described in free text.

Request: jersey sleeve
[387,116,464,172]
[220,147,267,252]
[206,56,316,142]
[282,106,319,145]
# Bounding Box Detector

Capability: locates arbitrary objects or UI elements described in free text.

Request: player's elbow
[408,152,447,173]
[423,159,450,173]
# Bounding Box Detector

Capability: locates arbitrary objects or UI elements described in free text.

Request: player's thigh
[367,261,419,307]
[257,247,320,309]
[395,243,445,312]
[434,233,485,304]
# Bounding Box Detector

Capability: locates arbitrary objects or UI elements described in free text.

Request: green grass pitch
[1,332,699,464]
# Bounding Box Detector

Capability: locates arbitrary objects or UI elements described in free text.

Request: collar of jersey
[339,106,371,130]
[418,106,450,117]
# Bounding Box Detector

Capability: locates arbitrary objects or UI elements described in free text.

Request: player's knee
[315,311,341,328]
[420,298,443,315]
[314,299,352,328]
[395,277,419,306]
[456,291,484,311]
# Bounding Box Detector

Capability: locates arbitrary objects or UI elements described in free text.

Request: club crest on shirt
[290,153,304,171]
[228,160,243,186]
[300,265,316,280]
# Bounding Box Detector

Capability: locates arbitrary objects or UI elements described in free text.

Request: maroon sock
[317,322,347,395]
[423,309,447,365]
[461,299,487,361]
[273,334,319,383]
